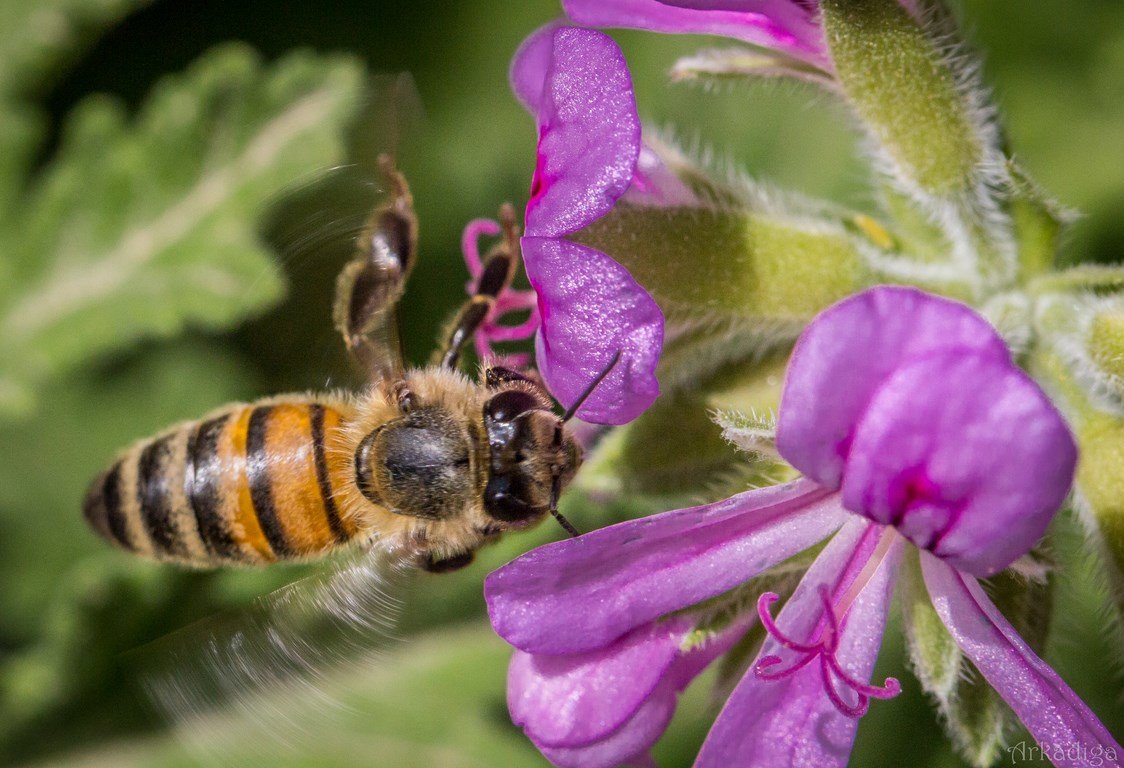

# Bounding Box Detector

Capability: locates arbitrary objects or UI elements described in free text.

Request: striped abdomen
[83,399,361,566]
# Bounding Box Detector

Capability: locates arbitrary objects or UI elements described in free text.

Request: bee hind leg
[334,154,418,383]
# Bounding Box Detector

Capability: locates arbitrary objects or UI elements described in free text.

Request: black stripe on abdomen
[101,461,135,550]
[137,433,188,557]
[186,415,241,559]
[246,406,293,557]
[310,404,348,543]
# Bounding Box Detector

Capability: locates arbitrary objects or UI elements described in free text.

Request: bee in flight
[83,156,606,574]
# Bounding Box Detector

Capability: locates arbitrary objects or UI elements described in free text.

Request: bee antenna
[548,474,580,538]
[560,350,622,424]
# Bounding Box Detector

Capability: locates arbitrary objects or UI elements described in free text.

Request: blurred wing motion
[131,547,414,765]
[258,71,427,387]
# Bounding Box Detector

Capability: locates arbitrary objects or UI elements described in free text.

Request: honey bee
[83,156,605,574]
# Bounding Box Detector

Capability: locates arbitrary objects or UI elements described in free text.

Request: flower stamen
[459,217,541,367]
[754,585,900,718]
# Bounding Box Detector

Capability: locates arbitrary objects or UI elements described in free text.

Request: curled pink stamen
[756,593,821,653]
[754,586,901,719]
[461,218,500,277]
[485,309,540,342]
[458,218,541,365]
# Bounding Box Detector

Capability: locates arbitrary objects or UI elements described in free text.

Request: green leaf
[0,44,365,419]
[0,342,262,642]
[0,0,154,97]
[0,102,44,219]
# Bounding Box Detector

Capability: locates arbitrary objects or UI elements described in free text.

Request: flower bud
[820,0,983,200]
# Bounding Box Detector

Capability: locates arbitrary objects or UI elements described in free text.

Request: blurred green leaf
[35,622,545,768]
[0,342,261,641]
[0,103,43,220]
[0,44,365,418]
[0,0,153,97]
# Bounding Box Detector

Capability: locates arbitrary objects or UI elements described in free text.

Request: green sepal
[1074,411,1124,581]
[1006,161,1071,280]
[710,408,779,462]
[1029,265,1124,296]
[574,201,874,392]
[670,46,836,89]
[1027,350,1124,654]
[821,0,982,199]
[576,202,870,325]
[1090,308,1124,388]
[579,391,746,499]
[900,551,962,704]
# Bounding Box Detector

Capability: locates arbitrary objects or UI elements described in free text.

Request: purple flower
[498,25,666,425]
[486,286,1121,767]
[562,0,922,77]
[563,0,831,71]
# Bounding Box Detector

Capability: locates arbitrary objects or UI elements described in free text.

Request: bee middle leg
[420,551,475,573]
[334,155,418,383]
[437,204,522,370]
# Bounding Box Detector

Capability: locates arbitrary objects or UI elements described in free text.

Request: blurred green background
[0,0,1121,766]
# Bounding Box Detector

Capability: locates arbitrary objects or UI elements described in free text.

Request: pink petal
[921,555,1123,767]
[514,26,641,238]
[622,143,699,208]
[697,520,903,768]
[842,351,1077,577]
[486,478,844,655]
[522,237,663,425]
[563,0,828,70]
[508,618,690,748]
[776,286,1010,490]
[509,22,561,114]
[519,618,750,768]
[535,674,679,768]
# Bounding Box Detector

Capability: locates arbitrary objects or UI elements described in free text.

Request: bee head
[480,352,619,536]
[481,388,583,527]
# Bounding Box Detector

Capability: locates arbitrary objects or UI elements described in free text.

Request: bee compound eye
[484,390,540,423]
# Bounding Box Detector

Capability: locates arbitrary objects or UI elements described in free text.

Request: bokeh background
[0,0,1121,766]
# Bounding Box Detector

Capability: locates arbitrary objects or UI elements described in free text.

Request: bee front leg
[437,203,521,370]
[334,155,418,383]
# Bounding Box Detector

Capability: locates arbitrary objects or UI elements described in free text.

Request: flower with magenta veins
[464,24,666,426]
[487,286,1121,767]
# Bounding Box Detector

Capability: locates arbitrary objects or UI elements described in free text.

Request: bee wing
[131,544,416,765]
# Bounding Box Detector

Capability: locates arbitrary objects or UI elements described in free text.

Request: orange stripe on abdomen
[257,403,337,556]
[223,407,276,562]
[318,406,361,538]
